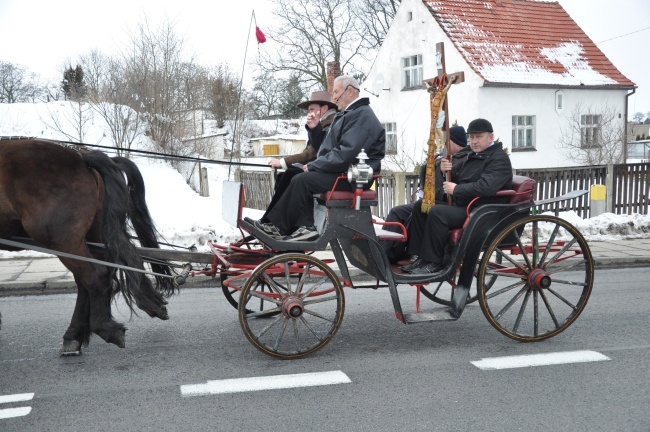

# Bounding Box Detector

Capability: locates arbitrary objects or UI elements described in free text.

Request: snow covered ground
[1,101,649,259]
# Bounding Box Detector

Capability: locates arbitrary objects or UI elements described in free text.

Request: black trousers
[260,167,303,223]
[265,171,353,235]
[380,201,417,263]
[408,200,467,265]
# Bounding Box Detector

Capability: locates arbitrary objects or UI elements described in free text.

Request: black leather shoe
[409,261,443,275]
[400,257,424,272]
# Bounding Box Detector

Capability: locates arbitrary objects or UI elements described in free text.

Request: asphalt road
[1,268,648,432]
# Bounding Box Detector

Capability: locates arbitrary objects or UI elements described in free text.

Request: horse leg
[60,276,90,355]
[58,254,127,349]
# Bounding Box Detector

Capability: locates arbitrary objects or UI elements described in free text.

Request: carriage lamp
[348,149,374,210]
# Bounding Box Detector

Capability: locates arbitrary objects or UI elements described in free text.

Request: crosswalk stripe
[471,350,610,370]
[0,393,34,404]
[181,370,351,397]
[0,407,32,420]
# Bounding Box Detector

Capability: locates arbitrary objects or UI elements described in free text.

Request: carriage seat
[315,175,379,207]
[448,175,536,243]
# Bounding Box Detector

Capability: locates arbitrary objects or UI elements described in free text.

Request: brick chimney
[326,61,341,94]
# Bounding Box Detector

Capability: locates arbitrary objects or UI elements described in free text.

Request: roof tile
[423,0,635,86]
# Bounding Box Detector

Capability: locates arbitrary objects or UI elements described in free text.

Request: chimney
[326,61,341,94]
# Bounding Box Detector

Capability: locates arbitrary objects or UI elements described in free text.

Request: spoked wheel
[218,251,273,313]
[221,268,278,315]
[419,254,503,306]
[419,279,457,307]
[239,253,345,359]
[477,215,594,341]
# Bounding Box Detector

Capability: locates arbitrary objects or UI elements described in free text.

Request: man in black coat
[255,75,386,241]
[402,118,512,274]
[260,91,337,223]
[381,125,470,263]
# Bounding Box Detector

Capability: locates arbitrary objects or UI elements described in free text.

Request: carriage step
[403,309,459,323]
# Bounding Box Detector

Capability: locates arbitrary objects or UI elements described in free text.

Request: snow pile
[1,101,649,260]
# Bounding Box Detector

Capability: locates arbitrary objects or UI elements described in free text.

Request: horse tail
[111,156,176,295]
[82,151,167,315]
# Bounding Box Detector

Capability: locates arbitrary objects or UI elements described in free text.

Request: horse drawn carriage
[0,138,594,359]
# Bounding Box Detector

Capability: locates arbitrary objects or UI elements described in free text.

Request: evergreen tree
[62,65,86,100]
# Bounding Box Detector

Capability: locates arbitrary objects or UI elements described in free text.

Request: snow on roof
[423,0,635,87]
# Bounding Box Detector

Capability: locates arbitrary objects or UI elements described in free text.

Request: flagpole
[228,10,255,180]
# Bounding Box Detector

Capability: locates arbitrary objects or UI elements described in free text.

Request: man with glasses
[401,118,512,274]
[255,75,385,241]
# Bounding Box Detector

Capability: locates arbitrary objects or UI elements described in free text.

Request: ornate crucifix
[421,42,464,212]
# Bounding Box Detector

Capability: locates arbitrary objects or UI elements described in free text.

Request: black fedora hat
[297,90,337,110]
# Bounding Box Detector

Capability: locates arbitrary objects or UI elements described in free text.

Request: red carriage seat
[448,175,536,243]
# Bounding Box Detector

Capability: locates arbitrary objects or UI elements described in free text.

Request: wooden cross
[421,42,464,209]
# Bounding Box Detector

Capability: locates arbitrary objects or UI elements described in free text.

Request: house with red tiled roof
[362,0,636,169]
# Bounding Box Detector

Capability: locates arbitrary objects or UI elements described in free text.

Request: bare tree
[205,64,242,128]
[353,0,401,50]
[558,102,625,165]
[257,0,367,90]
[119,18,194,155]
[42,100,95,143]
[251,74,284,118]
[632,112,645,123]
[0,61,29,103]
[79,50,144,156]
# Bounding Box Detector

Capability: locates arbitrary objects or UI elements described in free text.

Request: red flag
[255,26,267,44]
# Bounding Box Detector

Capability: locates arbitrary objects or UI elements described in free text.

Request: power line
[596,26,650,44]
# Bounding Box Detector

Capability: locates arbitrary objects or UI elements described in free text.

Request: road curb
[0,259,645,297]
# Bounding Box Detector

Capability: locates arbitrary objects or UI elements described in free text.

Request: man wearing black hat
[259,91,338,223]
[401,118,512,274]
[381,125,470,263]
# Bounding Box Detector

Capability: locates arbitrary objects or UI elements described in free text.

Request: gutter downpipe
[624,87,636,161]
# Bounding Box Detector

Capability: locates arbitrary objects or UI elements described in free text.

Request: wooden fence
[235,162,649,218]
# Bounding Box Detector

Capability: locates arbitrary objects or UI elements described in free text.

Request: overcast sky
[0,0,648,116]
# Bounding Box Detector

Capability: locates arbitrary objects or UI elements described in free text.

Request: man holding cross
[401,118,512,274]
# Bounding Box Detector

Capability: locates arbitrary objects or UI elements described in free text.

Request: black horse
[0,138,176,355]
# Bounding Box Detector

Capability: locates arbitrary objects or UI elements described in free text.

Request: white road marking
[471,350,610,370]
[181,370,351,397]
[0,407,32,420]
[0,393,34,404]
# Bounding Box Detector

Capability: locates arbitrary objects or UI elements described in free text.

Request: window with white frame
[511,115,536,149]
[383,122,397,154]
[581,114,601,148]
[402,55,422,89]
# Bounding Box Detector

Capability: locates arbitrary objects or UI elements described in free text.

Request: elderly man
[402,118,512,274]
[255,75,385,241]
[259,91,337,223]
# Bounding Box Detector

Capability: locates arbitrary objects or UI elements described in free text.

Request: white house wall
[479,86,628,168]
[363,0,629,171]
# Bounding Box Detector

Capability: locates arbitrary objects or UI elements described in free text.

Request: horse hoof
[115,334,126,348]
[60,340,82,356]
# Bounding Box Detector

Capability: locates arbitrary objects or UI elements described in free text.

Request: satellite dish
[372,74,385,96]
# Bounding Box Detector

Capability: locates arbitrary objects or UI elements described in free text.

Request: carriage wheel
[419,253,502,306]
[239,253,344,359]
[219,250,274,313]
[419,280,456,306]
[477,215,594,341]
